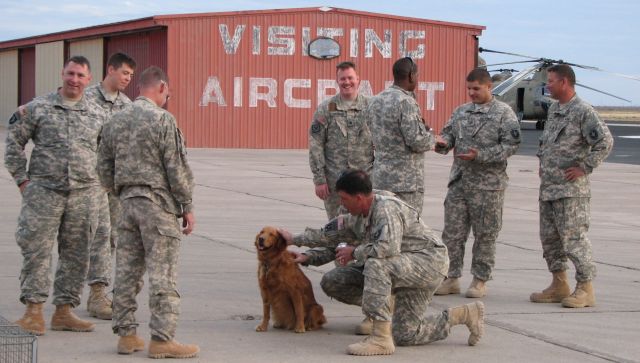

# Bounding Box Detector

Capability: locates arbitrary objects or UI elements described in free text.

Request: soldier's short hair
[336,169,372,195]
[64,55,91,72]
[107,52,137,71]
[548,64,576,86]
[393,57,418,80]
[138,66,168,88]
[466,68,492,84]
[336,61,356,72]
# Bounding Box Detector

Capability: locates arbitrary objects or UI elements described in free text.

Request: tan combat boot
[435,277,460,295]
[530,271,571,303]
[50,304,95,332]
[15,302,45,335]
[118,335,145,354]
[148,339,200,359]
[465,277,486,298]
[355,316,373,335]
[448,301,485,346]
[347,320,395,356]
[561,281,596,308]
[87,283,112,320]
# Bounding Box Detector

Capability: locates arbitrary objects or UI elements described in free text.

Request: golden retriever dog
[254,226,326,333]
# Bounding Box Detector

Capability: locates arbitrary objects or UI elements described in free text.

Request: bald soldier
[98,66,198,358]
[308,61,373,219]
[530,64,613,308]
[84,52,137,320]
[6,56,105,335]
[368,57,435,214]
[434,68,521,298]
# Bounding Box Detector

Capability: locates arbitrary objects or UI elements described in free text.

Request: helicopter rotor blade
[483,60,540,67]
[479,47,540,60]
[566,63,640,82]
[576,82,631,103]
[492,62,545,97]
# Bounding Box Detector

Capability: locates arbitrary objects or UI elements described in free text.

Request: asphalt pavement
[0,129,638,363]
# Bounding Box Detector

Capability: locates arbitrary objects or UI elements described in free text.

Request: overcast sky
[1,0,638,106]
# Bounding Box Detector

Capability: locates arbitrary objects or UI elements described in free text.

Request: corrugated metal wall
[69,38,104,84]
[161,9,481,148]
[0,50,19,124]
[105,28,167,100]
[18,47,35,105]
[35,41,64,96]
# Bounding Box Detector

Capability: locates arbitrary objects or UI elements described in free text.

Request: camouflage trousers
[112,197,182,341]
[321,253,453,346]
[539,197,595,282]
[15,183,100,306]
[87,192,121,286]
[323,190,341,219]
[442,185,504,281]
[394,191,424,216]
[87,191,112,286]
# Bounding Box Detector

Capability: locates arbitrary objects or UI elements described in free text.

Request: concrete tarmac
[0,133,638,362]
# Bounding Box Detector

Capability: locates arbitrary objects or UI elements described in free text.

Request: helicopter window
[540,84,549,95]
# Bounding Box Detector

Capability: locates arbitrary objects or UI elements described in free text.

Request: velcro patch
[328,102,337,112]
[373,228,383,240]
[324,218,338,232]
[8,112,19,125]
[511,129,520,139]
[311,123,321,134]
[589,128,600,140]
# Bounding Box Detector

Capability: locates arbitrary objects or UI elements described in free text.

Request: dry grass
[595,106,640,122]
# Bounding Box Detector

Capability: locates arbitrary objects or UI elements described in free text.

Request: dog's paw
[255,324,268,332]
[294,326,306,333]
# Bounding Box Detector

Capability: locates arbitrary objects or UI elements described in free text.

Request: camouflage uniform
[435,98,520,281]
[537,95,612,282]
[84,83,132,286]
[368,85,435,213]
[293,194,458,346]
[309,94,374,219]
[4,92,105,307]
[98,96,194,341]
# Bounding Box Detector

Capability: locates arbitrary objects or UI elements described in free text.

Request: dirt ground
[595,106,640,122]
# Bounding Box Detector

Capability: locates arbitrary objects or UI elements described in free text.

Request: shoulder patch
[589,128,600,141]
[8,112,19,125]
[511,129,520,139]
[324,219,338,233]
[316,115,326,125]
[373,228,383,241]
[311,122,321,134]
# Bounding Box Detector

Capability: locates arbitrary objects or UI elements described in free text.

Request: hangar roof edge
[0,6,484,51]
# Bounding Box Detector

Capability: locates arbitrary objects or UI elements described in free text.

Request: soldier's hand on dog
[288,250,309,264]
[335,244,355,266]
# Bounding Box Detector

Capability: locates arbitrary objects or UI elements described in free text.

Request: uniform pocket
[156,224,181,239]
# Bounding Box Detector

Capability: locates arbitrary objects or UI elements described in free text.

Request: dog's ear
[275,230,287,249]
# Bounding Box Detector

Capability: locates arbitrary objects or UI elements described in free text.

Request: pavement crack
[485,319,637,363]
[195,183,324,211]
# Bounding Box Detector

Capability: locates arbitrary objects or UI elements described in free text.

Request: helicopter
[478,48,640,129]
